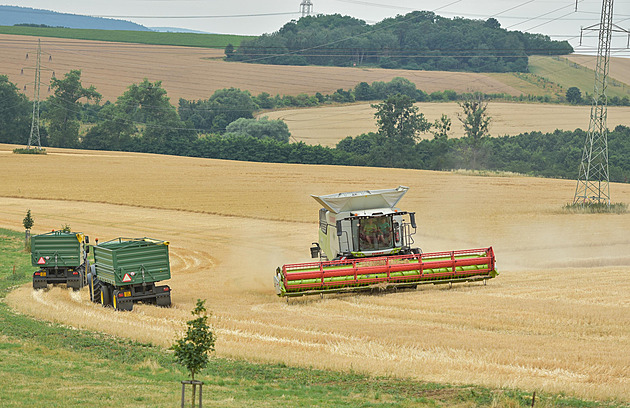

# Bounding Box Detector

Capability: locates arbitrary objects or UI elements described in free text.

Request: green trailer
[30,231,89,290]
[87,237,172,311]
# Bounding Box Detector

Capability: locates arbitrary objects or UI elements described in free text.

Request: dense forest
[228,12,573,72]
[3,72,629,184]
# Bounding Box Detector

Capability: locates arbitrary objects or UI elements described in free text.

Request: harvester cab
[310,186,420,260]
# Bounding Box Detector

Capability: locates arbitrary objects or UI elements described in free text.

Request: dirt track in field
[1,144,629,401]
[263,101,630,146]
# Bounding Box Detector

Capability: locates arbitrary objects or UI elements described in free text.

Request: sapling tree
[22,209,34,248]
[172,299,215,407]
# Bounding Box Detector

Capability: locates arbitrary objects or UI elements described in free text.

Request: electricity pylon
[27,39,43,150]
[573,0,629,205]
[23,39,54,150]
[300,0,313,17]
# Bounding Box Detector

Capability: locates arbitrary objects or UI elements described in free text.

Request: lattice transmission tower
[22,39,53,150]
[300,0,313,17]
[573,0,629,205]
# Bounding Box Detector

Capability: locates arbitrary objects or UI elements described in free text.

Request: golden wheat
[263,102,630,146]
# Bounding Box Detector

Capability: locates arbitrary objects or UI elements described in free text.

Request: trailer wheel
[100,284,111,307]
[32,272,48,290]
[67,270,83,291]
[112,290,133,311]
[88,272,102,303]
[155,286,171,307]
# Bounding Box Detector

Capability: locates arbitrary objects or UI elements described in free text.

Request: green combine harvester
[275,186,498,298]
[87,237,172,311]
[31,231,90,291]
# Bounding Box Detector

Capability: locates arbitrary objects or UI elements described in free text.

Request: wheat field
[0,144,628,401]
[263,102,630,146]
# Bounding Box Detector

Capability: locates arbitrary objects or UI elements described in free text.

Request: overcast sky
[5,0,630,54]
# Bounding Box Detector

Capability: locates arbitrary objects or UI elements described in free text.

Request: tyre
[68,270,83,291]
[100,284,111,307]
[88,272,102,303]
[32,276,47,290]
[155,287,171,307]
[87,273,93,299]
[112,290,133,311]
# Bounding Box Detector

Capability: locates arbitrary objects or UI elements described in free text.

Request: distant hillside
[0,5,149,31]
[0,26,249,48]
[150,27,211,34]
[231,11,573,73]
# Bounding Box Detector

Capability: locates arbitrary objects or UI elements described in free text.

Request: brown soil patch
[2,34,521,102]
[1,144,629,401]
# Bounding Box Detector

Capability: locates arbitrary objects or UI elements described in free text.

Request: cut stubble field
[263,102,630,146]
[0,144,628,402]
[0,34,534,102]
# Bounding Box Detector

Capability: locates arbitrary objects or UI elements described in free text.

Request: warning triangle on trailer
[37,257,46,265]
[122,273,132,283]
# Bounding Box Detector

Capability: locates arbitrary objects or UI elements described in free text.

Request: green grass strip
[0,25,251,48]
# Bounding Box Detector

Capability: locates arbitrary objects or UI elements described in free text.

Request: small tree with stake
[172,299,215,408]
[22,209,34,249]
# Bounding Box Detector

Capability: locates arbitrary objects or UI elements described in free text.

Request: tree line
[2,72,629,184]
[227,12,573,72]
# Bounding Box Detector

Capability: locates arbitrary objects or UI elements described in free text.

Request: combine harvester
[275,186,497,298]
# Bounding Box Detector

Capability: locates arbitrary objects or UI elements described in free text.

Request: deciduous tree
[566,87,582,104]
[458,95,491,169]
[372,94,430,145]
[45,70,100,147]
[0,75,31,144]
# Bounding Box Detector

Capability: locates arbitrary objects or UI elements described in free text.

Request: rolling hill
[0,5,149,31]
